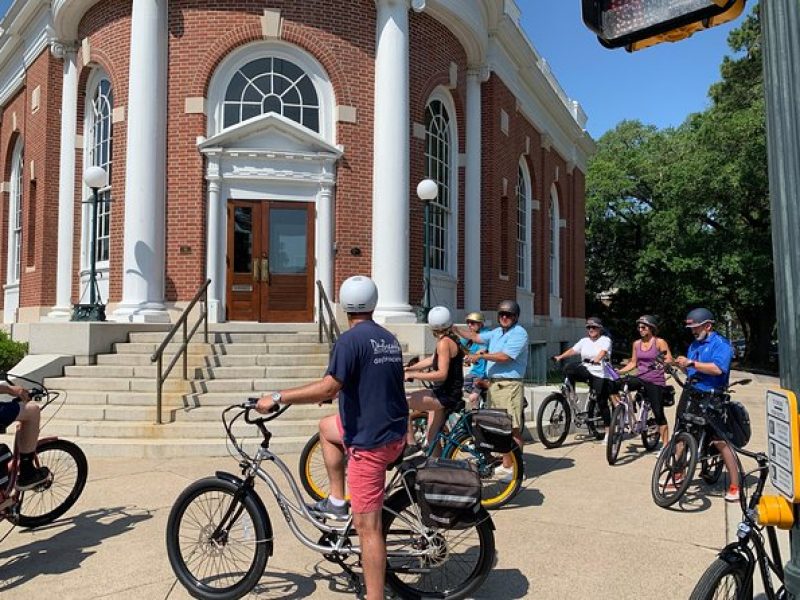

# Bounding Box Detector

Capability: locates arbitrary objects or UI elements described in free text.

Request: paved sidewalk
[0,370,782,599]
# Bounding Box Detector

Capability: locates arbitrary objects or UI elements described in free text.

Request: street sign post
[766,389,800,502]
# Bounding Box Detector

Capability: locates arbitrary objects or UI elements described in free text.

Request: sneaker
[495,465,515,484]
[16,466,51,491]
[724,487,740,502]
[402,443,425,461]
[307,497,350,521]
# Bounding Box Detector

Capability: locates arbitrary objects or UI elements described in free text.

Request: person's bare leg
[354,510,385,600]
[15,402,41,454]
[659,424,669,447]
[319,415,346,500]
[714,440,740,489]
[407,391,444,448]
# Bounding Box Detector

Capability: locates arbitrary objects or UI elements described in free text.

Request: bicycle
[605,371,662,465]
[0,372,88,528]
[299,399,524,510]
[536,359,607,449]
[650,359,751,508]
[166,399,496,600]
[689,449,785,599]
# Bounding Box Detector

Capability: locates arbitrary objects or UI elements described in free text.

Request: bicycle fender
[215,471,274,556]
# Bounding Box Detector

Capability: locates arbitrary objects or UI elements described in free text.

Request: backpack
[414,458,482,529]
[725,400,752,447]
[471,409,515,453]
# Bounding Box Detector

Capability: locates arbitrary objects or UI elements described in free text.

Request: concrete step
[64,365,189,379]
[53,436,311,458]
[54,391,184,406]
[96,354,207,367]
[193,365,326,380]
[44,377,190,392]
[128,331,321,344]
[42,419,320,439]
[176,401,337,421]
[188,378,317,393]
[114,342,212,355]
[204,354,329,367]
[211,343,329,356]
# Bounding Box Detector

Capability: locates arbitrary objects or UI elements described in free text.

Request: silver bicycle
[165,399,496,600]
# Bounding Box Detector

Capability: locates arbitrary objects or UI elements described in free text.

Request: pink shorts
[336,415,405,514]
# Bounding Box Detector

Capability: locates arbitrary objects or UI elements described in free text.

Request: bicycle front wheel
[536,393,571,448]
[689,556,752,600]
[17,439,88,528]
[166,477,270,600]
[383,489,495,600]
[651,431,698,508]
[606,404,626,465]
[443,433,523,509]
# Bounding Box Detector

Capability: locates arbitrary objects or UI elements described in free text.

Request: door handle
[253,259,259,282]
[261,257,270,284]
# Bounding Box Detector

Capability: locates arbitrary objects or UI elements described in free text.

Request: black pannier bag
[414,458,482,529]
[724,400,752,447]
[471,408,514,453]
[661,386,676,407]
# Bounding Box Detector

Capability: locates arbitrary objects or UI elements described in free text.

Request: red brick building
[0,0,593,363]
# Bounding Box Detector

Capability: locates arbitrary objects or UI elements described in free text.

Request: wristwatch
[688,361,696,369]
[271,391,285,410]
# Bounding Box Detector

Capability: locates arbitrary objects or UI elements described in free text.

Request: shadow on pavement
[612,443,659,467]
[523,451,576,480]
[504,486,545,509]
[250,569,320,598]
[0,506,151,593]
[473,568,529,598]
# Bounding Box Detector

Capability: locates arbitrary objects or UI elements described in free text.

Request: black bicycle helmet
[685,307,715,327]
[585,317,603,328]
[636,314,659,333]
[497,299,521,318]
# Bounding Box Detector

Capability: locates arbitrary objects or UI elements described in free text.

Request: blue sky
[521,1,750,139]
[0,0,748,139]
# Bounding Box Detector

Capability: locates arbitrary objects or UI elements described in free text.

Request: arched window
[7,138,23,285]
[549,187,560,298]
[424,99,452,272]
[516,160,532,290]
[85,75,113,264]
[223,57,320,131]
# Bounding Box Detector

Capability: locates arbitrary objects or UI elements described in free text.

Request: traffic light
[582,0,747,51]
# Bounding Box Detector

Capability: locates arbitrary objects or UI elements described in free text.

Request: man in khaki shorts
[456,300,529,482]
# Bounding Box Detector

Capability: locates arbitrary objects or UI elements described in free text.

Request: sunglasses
[466,320,481,325]
[637,325,649,329]
[586,325,600,330]
[498,312,515,319]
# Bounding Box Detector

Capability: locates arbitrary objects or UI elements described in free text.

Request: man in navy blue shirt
[673,307,739,501]
[257,276,407,600]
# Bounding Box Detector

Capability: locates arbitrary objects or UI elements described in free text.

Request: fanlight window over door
[223,57,320,132]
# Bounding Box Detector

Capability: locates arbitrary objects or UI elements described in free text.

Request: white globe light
[416,178,438,201]
[84,166,108,189]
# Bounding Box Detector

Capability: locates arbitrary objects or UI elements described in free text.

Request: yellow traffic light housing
[757,495,795,530]
[582,0,747,51]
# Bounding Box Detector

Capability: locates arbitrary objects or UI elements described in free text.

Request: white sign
[767,389,797,500]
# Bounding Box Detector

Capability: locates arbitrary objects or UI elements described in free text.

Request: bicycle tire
[166,476,270,600]
[383,488,495,600]
[586,397,607,440]
[442,432,523,509]
[651,431,698,508]
[606,403,626,465]
[641,416,660,451]
[17,439,88,528]
[689,556,753,600]
[536,393,571,449]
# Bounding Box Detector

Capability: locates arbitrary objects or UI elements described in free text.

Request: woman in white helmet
[404,306,465,453]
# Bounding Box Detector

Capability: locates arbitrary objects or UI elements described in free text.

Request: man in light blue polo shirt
[456,300,528,481]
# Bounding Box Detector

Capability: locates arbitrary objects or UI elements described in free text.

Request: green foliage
[0,330,27,372]
[585,4,773,366]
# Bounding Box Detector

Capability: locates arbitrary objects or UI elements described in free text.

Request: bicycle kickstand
[332,554,363,597]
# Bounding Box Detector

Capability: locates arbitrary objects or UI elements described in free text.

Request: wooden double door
[226,200,314,322]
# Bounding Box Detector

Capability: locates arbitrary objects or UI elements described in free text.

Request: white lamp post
[73,166,109,321]
[416,178,438,314]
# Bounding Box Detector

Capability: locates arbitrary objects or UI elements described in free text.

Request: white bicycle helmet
[339,276,378,313]
[427,306,453,330]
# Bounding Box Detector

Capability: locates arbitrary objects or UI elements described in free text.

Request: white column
[317,183,335,305]
[464,67,483,313]
[371,0,415,322]
[206,167,224,322]
[48,46,78,320]
[112,0,169,322]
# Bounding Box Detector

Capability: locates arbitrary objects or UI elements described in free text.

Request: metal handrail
[150,278,211,424]
[317,280,340,348]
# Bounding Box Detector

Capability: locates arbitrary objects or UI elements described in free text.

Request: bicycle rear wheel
[641,416,661,451]
[298,432,351,502]
[700,454,724,485]
[383,489,495,600]
[606,404,626,465]
[17,439,88,528]
[443,433,523,509]
[536,393,571,448]
[689,556,752,600]
[586,397,607,440]
[651,431,698,508]
[166,477,270,600]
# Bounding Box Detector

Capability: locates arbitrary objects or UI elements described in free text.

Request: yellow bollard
[757,495,795,530]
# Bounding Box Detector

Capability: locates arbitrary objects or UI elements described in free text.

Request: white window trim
[425,87,459,283]
[549,184,560,299]
[6,138,23,286]
[207,41,336,143]
[517,157,532,292]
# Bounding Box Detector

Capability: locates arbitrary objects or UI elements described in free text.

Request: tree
[585,5,773,366]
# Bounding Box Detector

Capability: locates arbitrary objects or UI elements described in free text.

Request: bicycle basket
[661,386,675,408]
[724,400,752,447]
[471,408,515,453]
[414,457,482,529]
